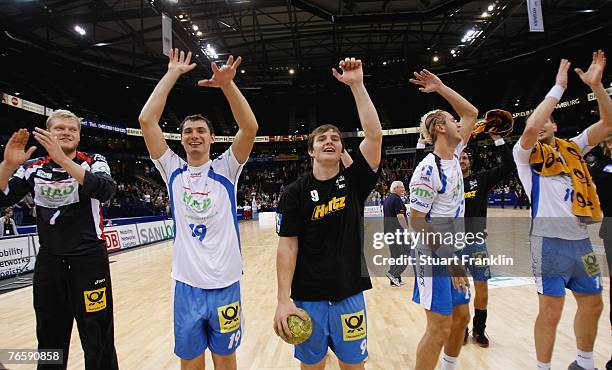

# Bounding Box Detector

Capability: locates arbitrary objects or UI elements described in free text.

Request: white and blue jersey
[514,130,602,296]
[513,130,594,240]
[409,141,470,315]
[409,142,466,219]
[152,147,244,290]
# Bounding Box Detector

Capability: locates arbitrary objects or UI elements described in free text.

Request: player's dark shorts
[33,246,118,370]
[456,241,491,281]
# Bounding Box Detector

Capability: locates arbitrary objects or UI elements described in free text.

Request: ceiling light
[382,61,387,65]
[482,11,489,17]
[74,25,86,36]
[488,4,495,11]
[196,31,202,36]
[14,92,20,96]
[289,68,295,75]
[203,43,218,59]
[451,49,456,54]
[192,24,198,31]
[240,69,246,74]
[433,56,439,62]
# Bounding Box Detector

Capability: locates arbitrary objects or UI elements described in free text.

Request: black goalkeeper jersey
[0,152,116,255]
[463,142,514,234]
[276,149,379,302]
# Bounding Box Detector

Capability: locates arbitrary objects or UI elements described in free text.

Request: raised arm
[520,59,570,150]
[198,56,258,164]
[411,134,429,173]
[139,49,196,159]
[333,58,383,170]
[409,69,478,145]
[575,50,612,145]
[0,129,36,192]
[0,130,36,206]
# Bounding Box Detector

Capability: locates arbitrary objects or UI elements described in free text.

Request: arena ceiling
[1,0,610,88]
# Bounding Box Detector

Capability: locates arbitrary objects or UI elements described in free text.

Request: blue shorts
[293,292,368,365]
[412,248,471,316]
[530,236,603,297]
[456,241,491,281]
[173,280,242,359]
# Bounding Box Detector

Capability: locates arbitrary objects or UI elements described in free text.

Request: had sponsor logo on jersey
[311,196,346,220]
[183,191,212,212]
[217,301,241,333]
[83,287,107,312]
[469,179,478,189]
[40,184,76,198]
[341,310,366,341]
[464,190,477,199]
[410,187,434,200]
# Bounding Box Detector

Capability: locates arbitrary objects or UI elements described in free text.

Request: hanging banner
[162,13,172,56]
[527,0,545,32]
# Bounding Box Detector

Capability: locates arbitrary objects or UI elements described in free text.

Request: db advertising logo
[104,230,121,252]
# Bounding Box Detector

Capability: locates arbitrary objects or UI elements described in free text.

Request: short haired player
[274,57,382,369]
[138,49,258,370]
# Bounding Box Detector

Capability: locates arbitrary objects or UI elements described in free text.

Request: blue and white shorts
[172,280,242,359]
[530,236,603,296]
[293,292,368,365]
[412,248,471,316]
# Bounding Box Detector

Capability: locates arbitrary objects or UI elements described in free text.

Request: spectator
[2,207,18,237]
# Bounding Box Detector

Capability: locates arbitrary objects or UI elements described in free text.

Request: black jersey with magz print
[0,152,116,256]
[276,149,379,302]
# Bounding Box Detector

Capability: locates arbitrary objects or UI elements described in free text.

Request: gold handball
[284,308,312,345]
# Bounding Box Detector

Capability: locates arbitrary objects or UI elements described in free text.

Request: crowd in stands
[5,141,542,227]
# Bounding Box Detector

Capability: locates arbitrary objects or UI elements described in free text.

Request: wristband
[545,85,565,101]
[416,143,426,149]
[494,138,505,146]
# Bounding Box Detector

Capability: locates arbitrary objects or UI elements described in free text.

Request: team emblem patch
[341,310,366,341]
[218,301,241,333]
[84,287,107,312]
[581,252,600,277]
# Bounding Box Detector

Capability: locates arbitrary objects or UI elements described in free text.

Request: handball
[284,308,312,345]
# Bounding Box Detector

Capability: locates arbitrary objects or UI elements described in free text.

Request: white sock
[577,350,595,370]
[537,361,551,370]
[441,354,458,370]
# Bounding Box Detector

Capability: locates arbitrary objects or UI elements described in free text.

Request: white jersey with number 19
[152,147,244,289]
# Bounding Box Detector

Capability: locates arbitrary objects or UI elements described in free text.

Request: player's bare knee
[538,305,563,326]
[577,294,603,316]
